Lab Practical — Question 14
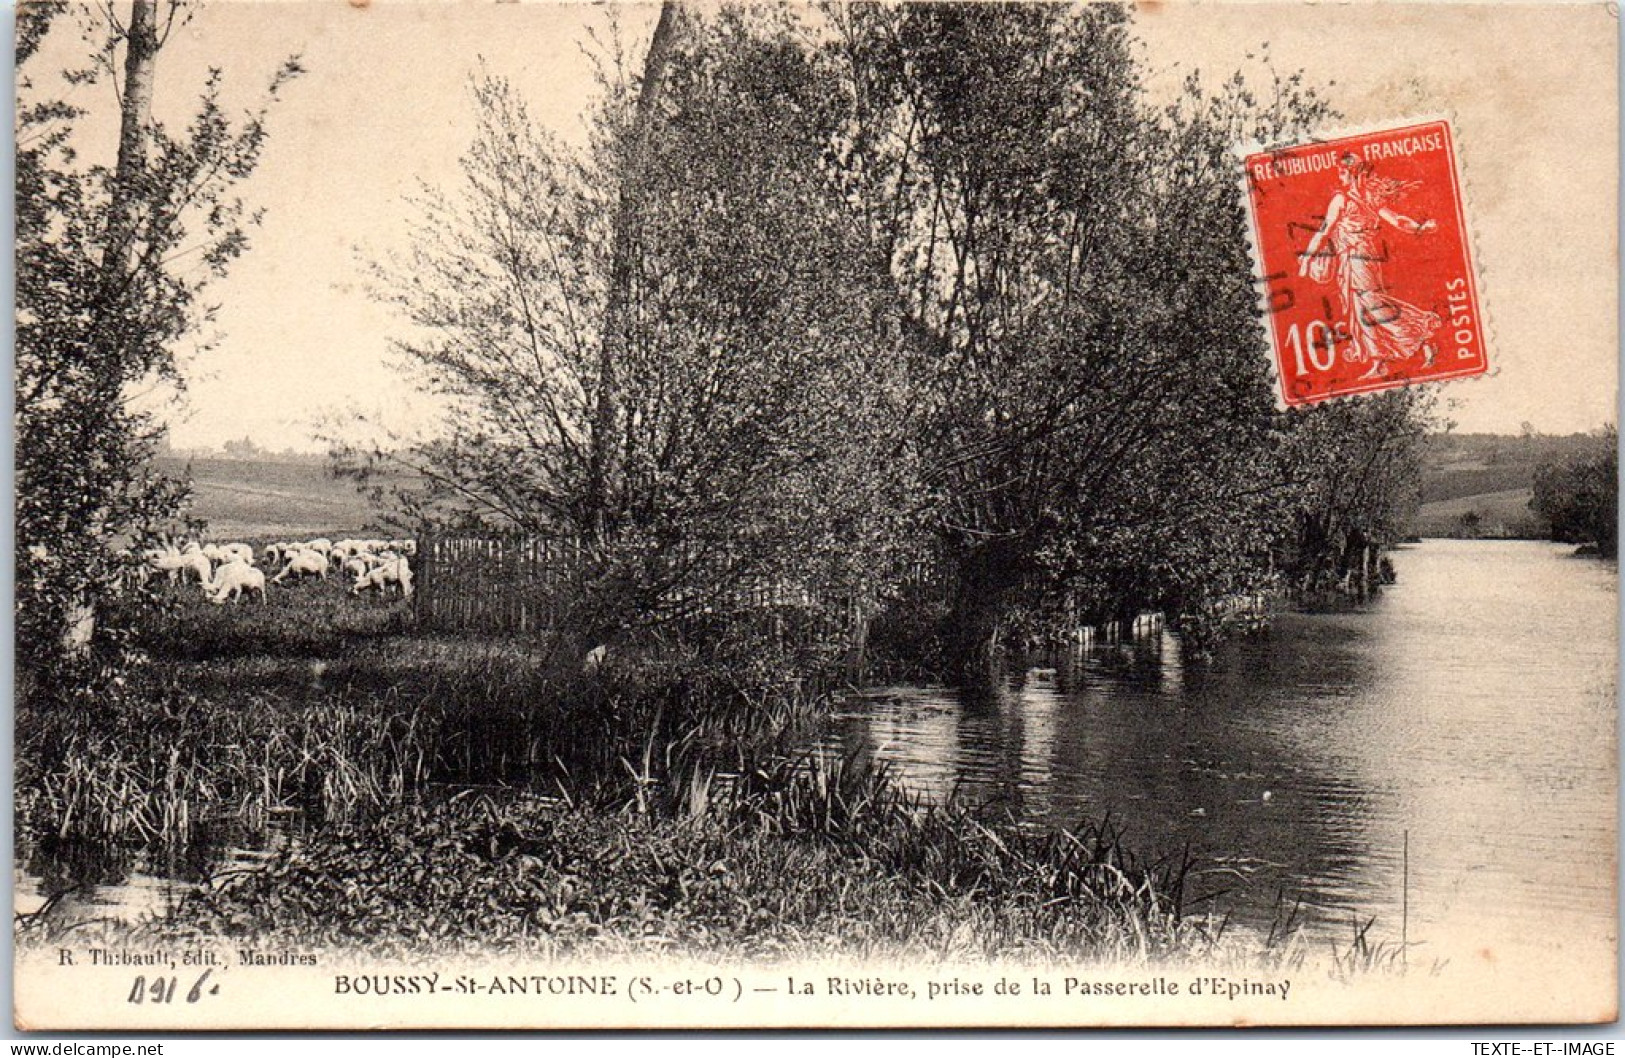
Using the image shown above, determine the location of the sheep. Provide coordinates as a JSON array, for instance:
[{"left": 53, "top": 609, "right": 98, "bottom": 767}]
[
  {"left": 351, "top": 555, "right": 412, "bottom": 597},
  {"left": 272, "top": 549, "right": 329, "bottom": 584},
  {"left": 208, "top": 559, "right": 266, "bottom": 604},
  {"left": 220, "top": 542, "right": 256, "bottom": 566},
  {"left": 341, "top": 552, "right": 389, "bottom": 581},
  {"left": 331, "top": 539, "right": 376, "bottom": 563},
  {"left": 148, "top": 548, "right": 213, "bottom": 586}
]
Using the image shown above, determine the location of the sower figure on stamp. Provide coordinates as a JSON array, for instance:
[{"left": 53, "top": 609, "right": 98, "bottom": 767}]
[{"left": 1298, "top": 152, "right": 1442, "bottom": 379}]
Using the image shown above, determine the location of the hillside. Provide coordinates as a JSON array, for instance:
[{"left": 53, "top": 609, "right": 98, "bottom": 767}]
[
  {"left": 1412, "top": 431, "right": 1607, "bottom": 539},
  {"left": 155, "top": 457, "right": 406, "bottom": 540},
  {"left": 155, "top": 432, "right": 1608, "bottom": 543}
]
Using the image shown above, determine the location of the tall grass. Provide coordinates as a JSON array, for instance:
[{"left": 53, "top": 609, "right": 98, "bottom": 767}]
[
  {"left": 15, "top": 679, "right": 435, "bottom": 845},
  {"left": 1328, "top": 914, "right": 1411, "bottom": 980},
  {"left": 129, "top": 750, "right": 1210, "bottom": 963},
  {"left": 685, "top": 752, "right": 1207, "bottom": 961},
  {"left": 17, "top": 584, "right": 828, "bottom": 847},
  {"left": 18, "top": 579, "right": 1227, "bottom": 966}
]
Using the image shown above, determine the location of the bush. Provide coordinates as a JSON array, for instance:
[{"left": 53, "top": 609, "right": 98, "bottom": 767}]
[{"left": 1531, "top": 427, "right": 1617, "bottom": 556}]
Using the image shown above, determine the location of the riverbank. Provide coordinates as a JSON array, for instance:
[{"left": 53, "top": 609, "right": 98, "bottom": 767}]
[
  {"left": 37, "top": 541, "right": 1598, "bottom": 976},
  {"left": 15, "top": 583, "right": 1233, "bottom": 967},
  {"left": 21, "top": 774, "right": 1222, "bottom": 966}
]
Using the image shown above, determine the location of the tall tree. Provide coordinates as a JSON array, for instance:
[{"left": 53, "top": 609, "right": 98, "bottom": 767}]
[
  {"left": 371, "top": 8, "right": 916, "bottom": 667},
  {"left": 104, "top": 0, "right": 157, "bottom": 276},
  {"left": 15, "top": 0, "right": 300, "bottom": 676},
  {"left": 587, "top": 1, "right": 680, "bottom": 540},
  {"left": 824, "top": 5, "right": 1342, "bottom": 674},
  {"left": 373, "top": 3, "right": 1435, "bottom": 680}
]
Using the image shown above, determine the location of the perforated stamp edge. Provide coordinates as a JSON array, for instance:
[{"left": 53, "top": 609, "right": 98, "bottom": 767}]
[{"left": 1233, "top": 112, "right": 1497, "bottom": 410}]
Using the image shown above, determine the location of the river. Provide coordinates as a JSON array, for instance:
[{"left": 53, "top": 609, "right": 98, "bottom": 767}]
[
  {"left": 819, "top": 539, "right": 1618, "bottom": 969},
  {"left": 15, "top": 539, "right": 1617, "bottom": 977}
]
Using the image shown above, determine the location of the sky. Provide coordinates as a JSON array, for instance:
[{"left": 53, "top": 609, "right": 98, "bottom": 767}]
[{"left": 23, "top": 0, "right": 1620, "bottom": 451}]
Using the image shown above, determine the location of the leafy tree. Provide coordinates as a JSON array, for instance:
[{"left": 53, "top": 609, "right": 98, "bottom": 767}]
[
  {"left": 823, "top": 5, "right": 1350, "bottom": 672},
  {"left": 373, "top": 2, "right": 1436, "bottom": 680},
  {"left": 1274, "top": 388, "right": 1434, "bottom": 594},
  {"left": 1531, "top": 426, "right": 1618, "bottom": 556},
  {"left": 15, "top": 0, "right": 299, "bottom": 676},
  {"left": 368, "top": 8, "right": 918, "bottom": 667}
]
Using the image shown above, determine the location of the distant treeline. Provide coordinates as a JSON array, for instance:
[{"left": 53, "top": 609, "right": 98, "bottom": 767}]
[
  {"left": 1530, "top": 428, "right": 1617, "bottom": 557},
  {"left": 157, "top": 435, "right": 331, "bottom": 465},
  {"left": 1415, "top": 429, "right": 1617, "bottom": 549}
]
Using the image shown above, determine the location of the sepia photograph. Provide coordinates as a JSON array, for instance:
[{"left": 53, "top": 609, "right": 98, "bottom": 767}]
[{"left": 11, "top": 0, "right": 1619, "bottom": 1031}]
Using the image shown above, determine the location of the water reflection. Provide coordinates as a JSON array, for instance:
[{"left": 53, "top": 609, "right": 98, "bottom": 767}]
[
  {"left": 16, "top": 541, "right": 1614, "bottom": 970},
  {"left": 821, "top": 540, "right": 1617, "bottom": 962},
  {"left": 15, "top": 823, "right": 289, "bottom": 927}
]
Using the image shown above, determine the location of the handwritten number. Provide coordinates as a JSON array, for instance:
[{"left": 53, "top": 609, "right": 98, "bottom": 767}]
[
  {"left": 187, "top": 969, "right": 214, "bottom": 1003},
  {"left": 126, "top": 973, "right": 214, "bottom": 1005}
]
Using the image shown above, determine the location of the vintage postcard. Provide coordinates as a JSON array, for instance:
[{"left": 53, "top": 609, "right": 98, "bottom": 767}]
[{"left": 12, "top": 0, "right": 1618, "bottom": 1031}]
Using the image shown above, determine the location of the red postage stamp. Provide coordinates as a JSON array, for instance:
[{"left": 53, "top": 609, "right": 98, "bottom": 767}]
[{"left": 1240, "top": 118, "right": 1487, "bottom": 406}]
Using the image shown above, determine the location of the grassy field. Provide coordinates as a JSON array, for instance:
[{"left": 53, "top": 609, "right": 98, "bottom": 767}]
[
  {"left": 1413, "top": 488, "right": 1543, "bottom": 539},
  {"left": 1409, "top": 432, "right": 1582, "bottom": 539},
  {"left": 155, "top": 456, "right": 399, "bottom": 540}
]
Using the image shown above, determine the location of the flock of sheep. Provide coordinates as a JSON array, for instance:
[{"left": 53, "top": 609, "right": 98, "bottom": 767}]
[{"left": 142, "top": 536, "right": 417, "bottom": 605}]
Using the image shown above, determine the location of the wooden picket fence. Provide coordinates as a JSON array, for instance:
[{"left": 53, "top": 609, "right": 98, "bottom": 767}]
[
  {"left": 413, "top": 531, "right": 1176, "bottom": 654},
  {"left": 412, "top": 532, "right": 865, "bottom": 638},
  {"left": 413, "top": 533, "right": 587, "bottom": 635}
]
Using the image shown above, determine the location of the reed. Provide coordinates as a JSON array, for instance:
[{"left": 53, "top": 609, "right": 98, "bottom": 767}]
[
  {"left": 15, "top": 682, "right": 435, "bottom": 847},
  {"left": 138, "top": 755, "right": 1205, "bottom": 963},
  {"left": 1328, "top": 914, "right": 1409, "bottom": 981},
  {"left": 17, "top": 578, "right": 1263, "bottom": 968},
  {"left": 17, "top": 584, "right": 829, "bottom": 848}
]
